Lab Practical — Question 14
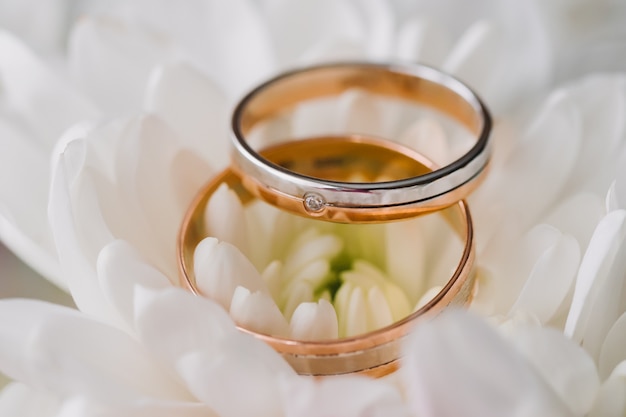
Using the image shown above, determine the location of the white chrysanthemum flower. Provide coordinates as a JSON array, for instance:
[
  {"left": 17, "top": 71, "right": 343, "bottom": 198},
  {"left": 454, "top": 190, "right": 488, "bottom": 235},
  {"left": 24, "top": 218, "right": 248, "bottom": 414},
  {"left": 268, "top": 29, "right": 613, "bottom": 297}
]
[{"left": 1, "top": 0, "right": 626, "bottom": 416}]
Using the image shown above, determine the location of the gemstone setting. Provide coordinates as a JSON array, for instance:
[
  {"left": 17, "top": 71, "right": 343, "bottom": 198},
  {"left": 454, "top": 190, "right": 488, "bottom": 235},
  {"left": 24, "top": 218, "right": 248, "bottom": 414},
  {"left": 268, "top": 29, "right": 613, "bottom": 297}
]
[{"left": 303, "top": 192, "right": 326, "bottom": 213}]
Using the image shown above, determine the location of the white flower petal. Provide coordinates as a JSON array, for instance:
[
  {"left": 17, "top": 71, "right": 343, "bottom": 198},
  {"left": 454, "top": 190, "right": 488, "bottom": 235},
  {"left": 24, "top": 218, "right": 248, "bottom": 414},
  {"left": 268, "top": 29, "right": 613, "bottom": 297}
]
[
  {"left": 336, "top": 89, "right": 400, "bottom": 139},
  {"left": 350, "top": 261, "right": 412, "bottom": 321},
  {"left": 49, "top": 139, "right": 120, "bottom": 321},
  {"left": 0, "top": 299, "right": 187, "bottom": 404},
  {"left": 114, "top": 116, "right": 199, "bottom": 278},
  {"left": 414, "top": 285, "right": 444, "bottom": 311},
  {"left": 395, "top": 17, "right": 451, "bottom": 65},
  {"left": 56, "top": 397, "right": 216, "bottom": 417},
  {"left": 230, "top": 286, "right": 289, "bottom": 337},
  {"left": 589, "top": 366, "right": 626, "bottom": 417},
  {"left": 177, "top": 332, "right": 294, "bottom": 417},
  {"left": 481, "top": 223, "right": 582, "bottom": 317},
  {"left": 0, "top": 0, "right": 67, "bottom": 53},
  {"left": 279, "top": 374, "right": 409, "bottom": 417},
  {"left": 265, "top": 0, "right": 363, "bottom": 65},
  {"left": 144, "top": 62, "right": 229, "bottom": 169},
  {"left": 401, "top": 310, "right": 572, "bottom": 417},
  {"left": 610, "top": 152, "right": 626, "bottom": 211},
  {"left": 510, "top": 232, "right": 580, "bottom": 323},
  {"left": 443, "top": 20, "right": 502, "bottom": 97},
  {"left": 385, "top": 218, "right": 427, "bottom": 304},
  {"left": 298, "top": 38, "right": 365, "bottom": 64},
  {"left": 352, "top": 0, "right": 394, "bottom": 59},
  {"left": 0, "top": 30, "right": 99, "bottom": 148},
  {"left": 0, "top": 121, "right": 62, "bottom": 286},
  {"left": 561, "top": 76, "right": 626, "bottom": 193},
  {"left": 366, "top": 286, "right": 394, "bottom": 330},
  {"left": 607, "top": 181, "right": 621, "bottom": 212},
  {"left": 565, "top": 210, "right": 626, "bottom": 356},
  {"left": 134, "top": 287, "right": 236, "bottom": 364},
  {"left": 290, "top": 299, "right": 338, "bottom": 341},
  {"left": 194, "top": 238, "right": 268, "bottom": 310},
  {"left": 290, "top": 259, "right": 331, "bottom": 287},
  {"left": 345, "top": 286, "right": 368, "bottom": 337},
  {"left": 599, "top": 311, "right": 626, "bottom": 380},
  {"left": 474, "top": 90, "right": 581, "bottom": 231},
  {"left": 204, "top": 184, "right": 249, "bottom": 256},
  {"left": 395, "top": 0, "right": 550, "bottom": 110},
  {"left": 261, "top": 260, "right": 283, "bottom": 301},
  {"left": 131, "top": 0, "right": 274, "bottom": 98},
  {"left": 0, "top": 382, "right": 60, "bottom": 417},
  {"left": 505, "top": 326, "right": 599, "bottom": 416},
  {"left": 397, "top": 118, "right": 451, "bottom": 167},
  {"left": 544, "top": 192, "right": 605, "bottom": 251},
  {"left": 281, "top": 280, "right": 314, "bottom": 322},
  {"left": 96, "top": 240, "right": 171, "bottom": 328},
  {"left": 69, "top": 15, "right": 176, "bottom": 115},
  {"left": 282, "top": 230, "right": 342, "bottom": 279}
]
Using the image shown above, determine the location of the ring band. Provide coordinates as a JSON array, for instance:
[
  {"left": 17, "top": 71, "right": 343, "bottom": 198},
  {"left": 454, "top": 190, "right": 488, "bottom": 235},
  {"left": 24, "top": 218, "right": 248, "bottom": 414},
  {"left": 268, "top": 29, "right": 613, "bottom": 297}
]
[
  {"left": 178, "top": 136, "right": 476, "bottom": 376},
  {"left": 231, "top": 62, "right": 491, "bottom": 223}
]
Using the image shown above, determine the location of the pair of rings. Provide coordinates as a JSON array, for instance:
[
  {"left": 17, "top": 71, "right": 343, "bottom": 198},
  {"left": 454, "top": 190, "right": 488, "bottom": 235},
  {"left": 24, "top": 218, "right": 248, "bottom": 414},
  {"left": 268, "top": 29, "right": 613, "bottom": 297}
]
[{"left": 178, "top": 62, "right": 491, "bottom": 376}]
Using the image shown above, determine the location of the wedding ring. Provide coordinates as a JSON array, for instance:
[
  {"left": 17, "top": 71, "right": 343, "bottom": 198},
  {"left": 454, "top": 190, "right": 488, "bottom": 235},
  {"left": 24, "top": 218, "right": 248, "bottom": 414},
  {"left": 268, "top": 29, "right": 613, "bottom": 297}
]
[
  {"left": 231, "top": 62, "right": 491, "bottom": 223},
  {"left": 178, "top": 135, "right": 476, "bottom": 377}
]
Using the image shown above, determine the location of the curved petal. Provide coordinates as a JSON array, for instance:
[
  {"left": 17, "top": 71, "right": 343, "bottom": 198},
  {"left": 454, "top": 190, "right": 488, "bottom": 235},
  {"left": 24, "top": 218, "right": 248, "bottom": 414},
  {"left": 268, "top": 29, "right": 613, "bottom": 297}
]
[
  {"left": 588, "top": 366, "right": 626, "bottom": 417},
  {"left": 505, "top": 326, "right": 599, "bottom": 416},
  {"left": 144, "top": 62, "right": 229, "bottom": 169},
  {"left": 401, "top": 310, "right": 572, "bottom": 417},
  {"left": 0, "top": 0, "right": 67, "bottom": 53},
  {"left": 230, "top": 286, "right": 289, "bottom": 338},
  {"left": 560, "top": 75, "right": 626, "bottom": 195},
  {"left": 397, "top": 118, "right": 451, "bottom": 167},
  {"left": 544, "top": 192, "right": 605, "bottom": 251},
  {"left": 56, "top": 397, "right": 216, "bottom": 417},
  {"left": 176, "top": 332, "right": 294, "bottom": 417},
  {"left": 395, "top": 17, "right": 451, "bottom": 66},
  {"left": 385, "top": 217, "right": 427, "bottom": 305},
  {"left": 0, "top": 299, "right": 188, "bottom": 404},
  {"left": 68, "top": 15, "right": 175, "bottom": 115},
  {"left": 204, "top": 184, "right": 249, "bottom": 256},
  {"left": 0, "top": 120, "right": 62, "bottom": 286},
  {"left": 278, "top": 374, "right": 409, "bottom": 417},
  {"left": 49, "top": 139, "right": 119, "bottom": 321},
  {"left": 610, "top": 151, "right": 626, "bottom": 211},
  {"left": 118, "top": 0, "right": 274, "bottom": 99},
  {"left": 265, "top": 0, "right": 363, "bottom": 66},
  {"left": 474, "top": 89, "right": 582, "bottom": 232},
  {"left": 113, "top": 115, "right": 199, "bottom": 279},
  {"left": 289, "top": 299, "right": 338, "bottom": 340},
  {"left": 134, "top": 287, "right": 236, "bottom": 364},
  {"left": 349, "top": 0, "right": 394, "bottom": 59},
  {"left": 394, "top": 0, "right": 550, "bottom": 111},
  {"left": 0, "top": 382, "right": 60, "bottom": 417},
  {"left": 443, "top": 20, "right": 502, "bottom": 97},
  {"left": 193, "top": 238, "right": 268, "bottom": 310},
  {"left": 599, "top": 311, "right": 626, "bottom": 379},
  {"left": 510, "top": 232, "right": 580, "bottom": 323},
  {"left": 96, "top": 240, "right": 172, "bottom": 328},
  {"left": 0, "top": 30, "right": 98, "bottom": 148},
  {"left": 565, "top": 210, "right": 626, "bottom": 362}
]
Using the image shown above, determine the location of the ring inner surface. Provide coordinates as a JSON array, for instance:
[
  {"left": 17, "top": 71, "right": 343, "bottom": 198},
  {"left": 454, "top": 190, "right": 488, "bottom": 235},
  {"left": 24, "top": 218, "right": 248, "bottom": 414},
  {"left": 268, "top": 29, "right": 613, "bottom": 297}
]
[
  {"left": 260, "top": 135, "right": 432, "bottom": 183},
  {"left": 238, "top": 65, "right": 482, "bottom": 137}
]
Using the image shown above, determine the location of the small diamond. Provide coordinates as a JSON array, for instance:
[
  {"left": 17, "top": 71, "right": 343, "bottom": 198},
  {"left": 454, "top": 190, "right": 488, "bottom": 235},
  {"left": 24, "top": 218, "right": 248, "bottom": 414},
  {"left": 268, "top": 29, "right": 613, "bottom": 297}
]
[{"left": 303, "top": 192, "right": 326, "bottom": 213}]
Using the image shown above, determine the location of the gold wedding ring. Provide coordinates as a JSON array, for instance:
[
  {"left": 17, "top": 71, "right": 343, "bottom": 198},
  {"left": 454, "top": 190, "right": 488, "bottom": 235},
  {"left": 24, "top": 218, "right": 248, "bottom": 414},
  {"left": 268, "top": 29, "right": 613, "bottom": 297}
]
[
  {"left": 231, "top": 62, "right": 491, "bottom": 223},
  {"left": 178, "top": 135, "right": 475, "bottom": 376}
]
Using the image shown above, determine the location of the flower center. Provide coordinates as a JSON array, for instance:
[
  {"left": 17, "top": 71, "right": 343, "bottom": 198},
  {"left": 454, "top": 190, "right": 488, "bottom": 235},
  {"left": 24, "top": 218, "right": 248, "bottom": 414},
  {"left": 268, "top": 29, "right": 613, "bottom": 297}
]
[{"left": 267, "top": 226, "right": 412, "bottom": 338}]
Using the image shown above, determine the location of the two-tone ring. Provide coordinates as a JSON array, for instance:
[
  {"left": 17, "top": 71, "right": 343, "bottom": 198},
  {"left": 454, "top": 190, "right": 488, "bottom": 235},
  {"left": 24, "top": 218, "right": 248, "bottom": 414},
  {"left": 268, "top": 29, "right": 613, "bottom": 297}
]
[{"left": 231, "top": 62, "right": 491, "bottom": 223}]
